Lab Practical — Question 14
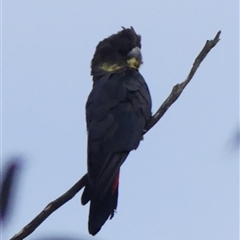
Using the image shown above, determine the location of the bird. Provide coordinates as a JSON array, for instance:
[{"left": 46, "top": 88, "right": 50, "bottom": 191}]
[{"left": 81, "top": 27, "right": 152, "bottom": 235}]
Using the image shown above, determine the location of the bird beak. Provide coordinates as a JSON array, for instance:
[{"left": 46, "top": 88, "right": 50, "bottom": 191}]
[{"left": 128, "top": 47, "right": 142, "bottom": 62}]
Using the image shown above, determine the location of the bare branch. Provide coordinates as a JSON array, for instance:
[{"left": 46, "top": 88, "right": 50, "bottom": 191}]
[
  {"left": 145, "top": 30, "right": 221, "bottom": 132},
  {"left": 10, "top": 175, "right": 87, "bottom": 240},
  {"left": 10, "top": 31, "right": 221, "bottom": 240}
]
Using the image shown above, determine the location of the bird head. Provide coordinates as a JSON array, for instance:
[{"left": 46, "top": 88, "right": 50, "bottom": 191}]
[{"left": 91, "top": 27, "right": 142, "bottom": 75}]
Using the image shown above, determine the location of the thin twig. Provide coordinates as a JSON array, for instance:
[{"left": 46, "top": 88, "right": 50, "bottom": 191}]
[{"left": 10, "top": 31, "right": 221, "bottom": 240}]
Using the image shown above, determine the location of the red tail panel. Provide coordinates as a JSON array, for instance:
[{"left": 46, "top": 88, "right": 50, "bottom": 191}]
[{"left": 112, "top": 172, "right": 119, "bottom": 194}]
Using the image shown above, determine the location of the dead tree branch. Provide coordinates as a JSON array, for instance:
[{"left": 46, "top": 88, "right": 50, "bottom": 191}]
[
  {"left": 10, "top": 175, "right": 87, "bottom": 240},
  {"left": 10, "top": 30, "right": 221, "bottom": 240},
  {"left": 145, "top": 30, "right": 221, "bottom": 131}
]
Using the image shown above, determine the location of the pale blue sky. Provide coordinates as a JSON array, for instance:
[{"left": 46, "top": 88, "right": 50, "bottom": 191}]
[{"left": 2, "top": 1, "right": 239, "bottom": 240}]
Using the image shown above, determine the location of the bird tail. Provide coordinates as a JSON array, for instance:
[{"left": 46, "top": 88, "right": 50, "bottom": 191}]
[
  {"left": 88, "top": 171, "right": 119, "bottom": 235},
  {"left": 81, "top": 152, "right": 129, "bottom": 235}
]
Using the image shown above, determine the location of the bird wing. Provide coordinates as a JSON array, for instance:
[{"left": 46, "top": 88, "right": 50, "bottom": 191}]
[{"left": 86, "top": 68, "right": 151, "bottom": 190}]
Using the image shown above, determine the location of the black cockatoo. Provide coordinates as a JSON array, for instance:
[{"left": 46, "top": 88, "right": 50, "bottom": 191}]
[{"left": 81, "top": 27, "right": 152, "bottom": 235}]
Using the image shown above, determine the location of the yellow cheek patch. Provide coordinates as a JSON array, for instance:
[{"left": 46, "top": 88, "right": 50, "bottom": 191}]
[
  {"left": 127, "top": 58, "right": 140, "bottom": 69},
  {"left": 99, "top": 63, "right": 123, "bottom": 72}
]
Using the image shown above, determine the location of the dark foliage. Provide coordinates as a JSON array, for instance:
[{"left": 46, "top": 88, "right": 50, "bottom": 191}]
[{"left": 0, "top": 157, "right": 22, "bottom": 223}]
